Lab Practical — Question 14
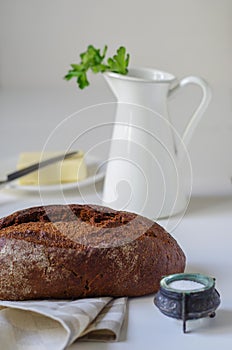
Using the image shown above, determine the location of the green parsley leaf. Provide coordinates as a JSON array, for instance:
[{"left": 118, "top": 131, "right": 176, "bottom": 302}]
[
  {"left": 64, "top": 45, "right": 130, "bottom": 89},
  {"left": 77, "top": 72, "right": 89, "bottom": 89},
  {"left": 107, "top": 46, "right": 130, "bottom": 74}
]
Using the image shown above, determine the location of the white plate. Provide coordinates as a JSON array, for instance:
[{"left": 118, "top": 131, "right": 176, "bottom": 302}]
[{"left": 3, "top": 156, "right": 105, "bottom": 192}]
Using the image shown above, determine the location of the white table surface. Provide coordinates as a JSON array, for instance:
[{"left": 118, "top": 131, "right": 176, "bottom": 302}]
[{"left": 1, "top": 88, "right": 232, "bottom": 349}]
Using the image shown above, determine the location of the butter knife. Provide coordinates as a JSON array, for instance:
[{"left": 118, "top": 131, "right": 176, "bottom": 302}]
[{"left": 0, "top": 151, "right": 78, "bottom": 189}]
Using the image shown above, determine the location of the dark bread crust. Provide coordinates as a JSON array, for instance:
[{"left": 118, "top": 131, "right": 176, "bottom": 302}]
[{"left": 0, "top": 204, "right": 186, "bottom": 300}]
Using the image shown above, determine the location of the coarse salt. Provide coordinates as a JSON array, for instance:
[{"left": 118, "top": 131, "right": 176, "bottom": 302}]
[{"left": 168, "top": 280, "right": 204, "bottom": 291}]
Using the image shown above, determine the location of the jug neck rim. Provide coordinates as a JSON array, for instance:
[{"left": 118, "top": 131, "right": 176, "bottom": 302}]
[{"left": 104, "top": 67, "right": 177, "bottom": 83}]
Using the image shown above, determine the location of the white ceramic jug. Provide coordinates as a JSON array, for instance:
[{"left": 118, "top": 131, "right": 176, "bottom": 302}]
[{"left": 102, "top": 68, "right": 211, "bottom": 219}]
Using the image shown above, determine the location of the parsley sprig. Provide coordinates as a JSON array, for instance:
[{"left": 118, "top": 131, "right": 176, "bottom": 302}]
[{"left": 64, "top": 45, "right": 130, "bottom": 89}]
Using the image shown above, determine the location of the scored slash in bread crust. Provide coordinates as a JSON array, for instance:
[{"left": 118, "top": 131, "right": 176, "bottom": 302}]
[{"left": 0, "top": 204, "right": 186, "bottom": 300}]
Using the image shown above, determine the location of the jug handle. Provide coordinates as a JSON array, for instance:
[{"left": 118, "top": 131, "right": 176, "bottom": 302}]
[{"left": 168, "top": 76, "right": 212, "bottom": 148}]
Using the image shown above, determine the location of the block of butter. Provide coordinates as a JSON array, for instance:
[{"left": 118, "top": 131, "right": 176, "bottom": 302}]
[{"left": 17, "top": 151, "right": 87, "bottom": 185}]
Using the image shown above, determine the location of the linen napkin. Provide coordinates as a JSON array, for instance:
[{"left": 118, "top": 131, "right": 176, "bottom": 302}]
[{"left": 0, "top": 297, "right": 127, "bottom": 350}]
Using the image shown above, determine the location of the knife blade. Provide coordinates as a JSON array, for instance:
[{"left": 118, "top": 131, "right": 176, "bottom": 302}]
[{"left": 0, "top": 151, "right": 78, "bottom": 188}]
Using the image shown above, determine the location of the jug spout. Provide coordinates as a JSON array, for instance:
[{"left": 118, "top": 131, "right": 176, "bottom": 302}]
[{"left": 104, "top": 68, "right": 176, "bottom": 109}]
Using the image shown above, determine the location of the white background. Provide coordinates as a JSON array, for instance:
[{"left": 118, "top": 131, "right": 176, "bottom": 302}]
[{"left": 0, "top": 0, "right": 232, "bottom": 195}]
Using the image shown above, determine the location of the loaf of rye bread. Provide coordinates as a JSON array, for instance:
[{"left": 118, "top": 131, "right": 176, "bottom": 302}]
[{"left": 0, "top": 204, "right": 185, "bottom": 300}]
